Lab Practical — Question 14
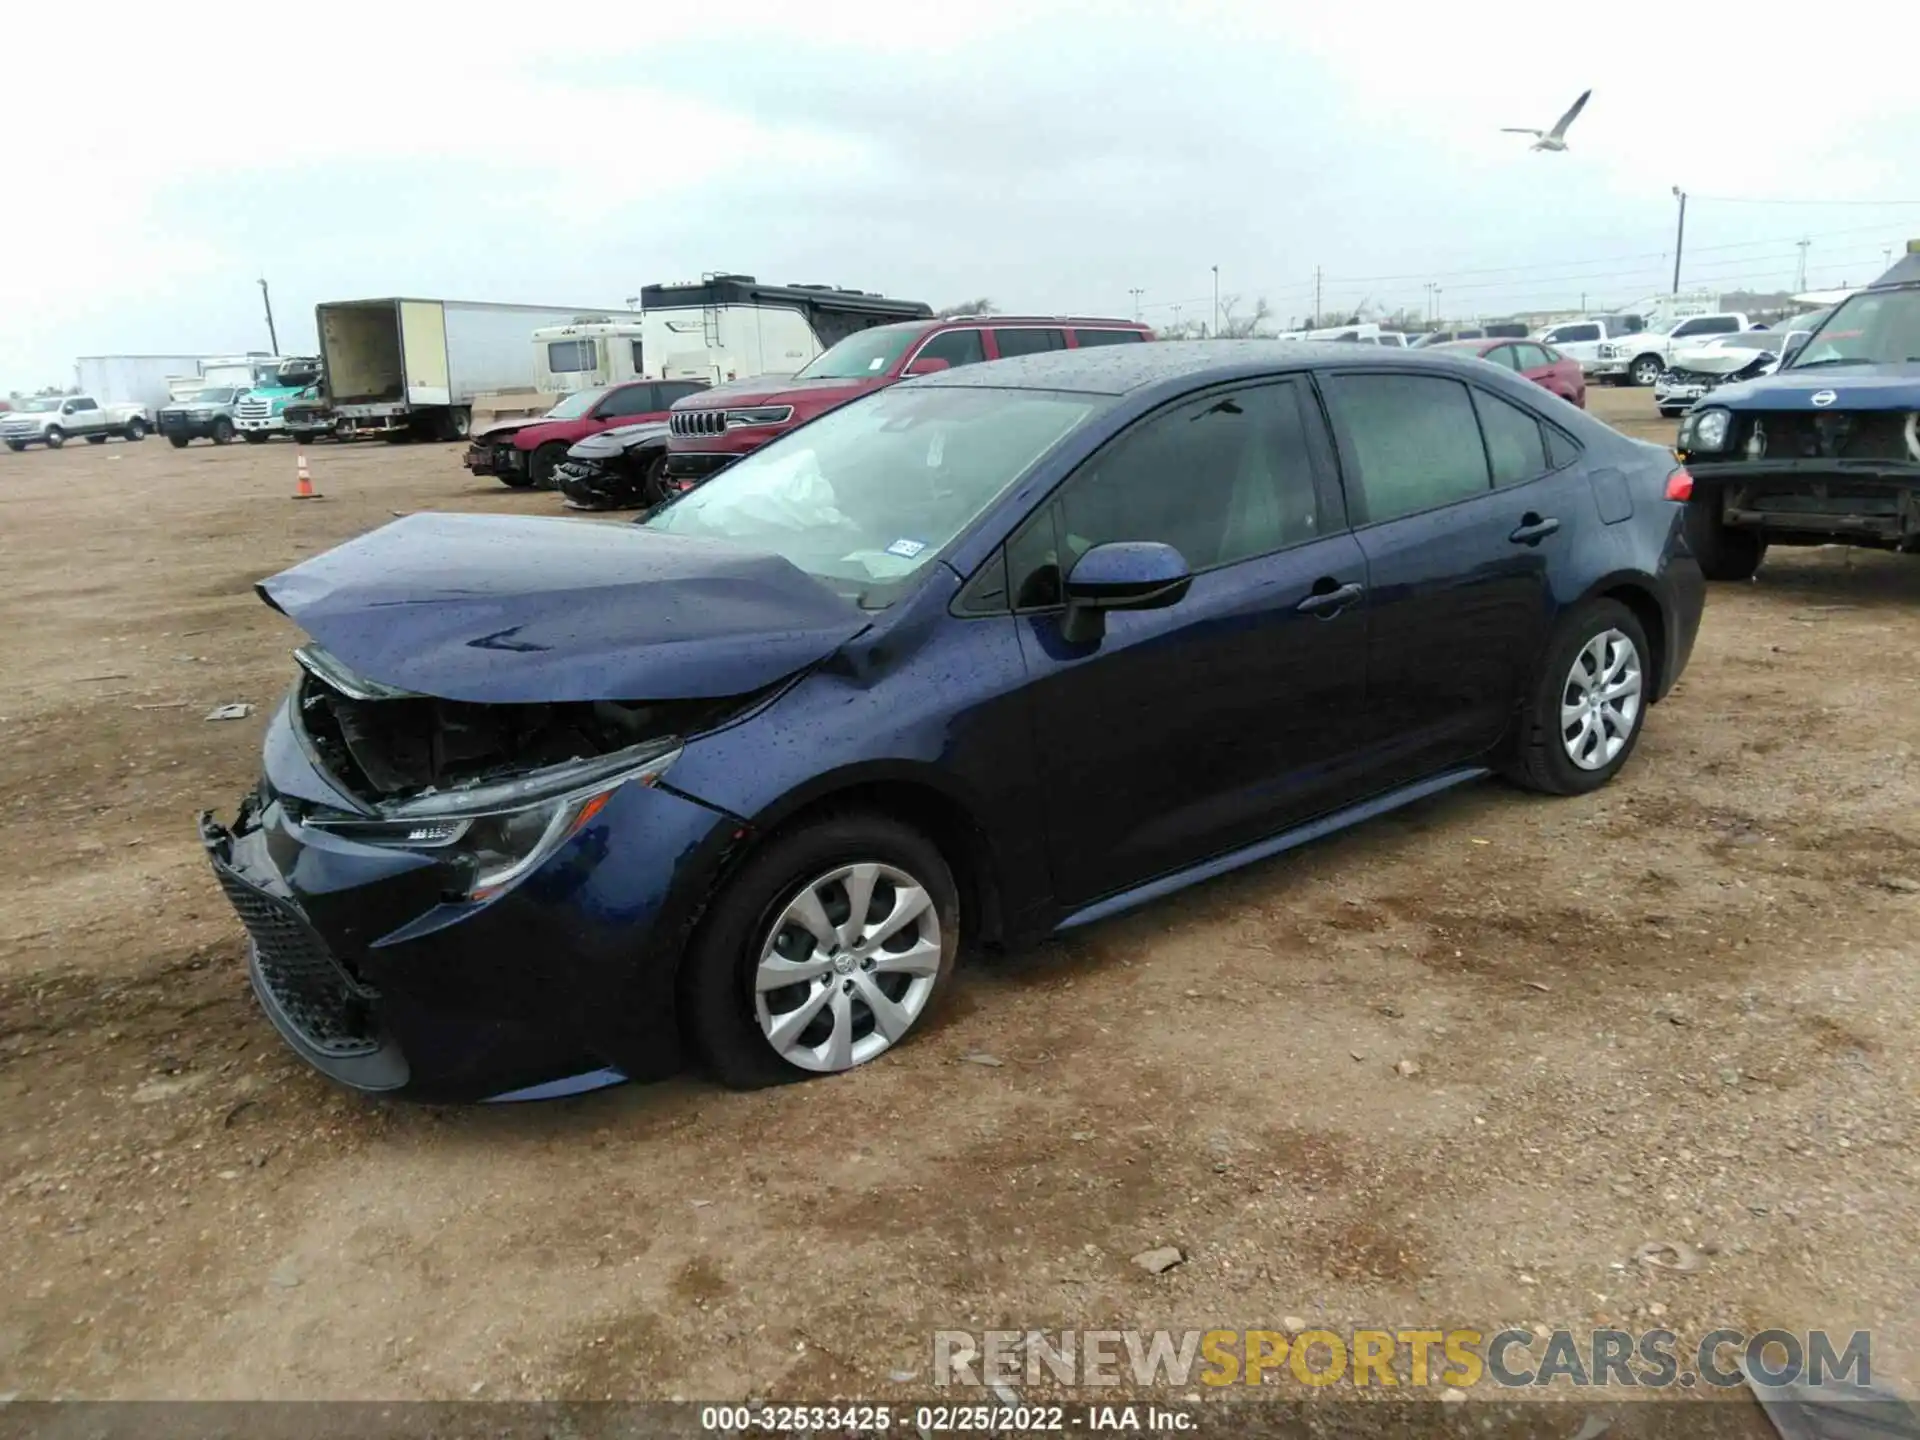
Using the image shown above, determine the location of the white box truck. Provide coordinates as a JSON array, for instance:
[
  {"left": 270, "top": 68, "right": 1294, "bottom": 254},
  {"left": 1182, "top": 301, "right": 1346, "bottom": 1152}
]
[
  {"left": 74, "top": 355, "right": 209, "bottom": 418},
  {"left": 315, "top": 298, "right": 642, "bottom": 442}
]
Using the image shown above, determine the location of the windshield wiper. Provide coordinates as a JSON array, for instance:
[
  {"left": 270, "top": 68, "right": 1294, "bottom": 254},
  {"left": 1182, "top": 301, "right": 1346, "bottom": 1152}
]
[{"left": 1789, "top": 357, "right": 1875, "bottom": 369}]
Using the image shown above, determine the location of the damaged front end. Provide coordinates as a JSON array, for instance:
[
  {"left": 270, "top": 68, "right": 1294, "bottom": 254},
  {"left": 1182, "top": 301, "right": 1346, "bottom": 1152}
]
[
  {"left": 1680, "top": 406, "right": 1920, "bottom": 550},
  {"left": 555, "top": 422, "right": 678, "bottom": 512},
  {"left": 200, "top": 644, "right": 766, "bottom": 1100}
]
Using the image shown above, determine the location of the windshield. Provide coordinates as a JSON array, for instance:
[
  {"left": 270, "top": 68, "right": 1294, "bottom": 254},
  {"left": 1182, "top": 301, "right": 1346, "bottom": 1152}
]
[
  {"left": 192, "top": 389, "right": 238, "bottom": 405},
  {"left": 642, "top": 385, "right": 1104, "bottom": 604},
  {"left": 23, "top": 397, "right": 65, "bottom": 412},
  {"left": 545, "top": 388, "right": 608, "bottom": 419},
  {"left": 794, "top": 327, "right": 919, "bottom": 380},
  {"left": 1788, "top": 288, "right": 1920, "bottom": 368}
]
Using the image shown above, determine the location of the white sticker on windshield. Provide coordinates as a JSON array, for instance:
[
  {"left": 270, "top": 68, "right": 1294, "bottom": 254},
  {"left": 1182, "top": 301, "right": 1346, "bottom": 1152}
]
[
  {"left": 885, "top": 538, "right": 928, "bottom": 559},
  {"left": 869, "top": 356, "right": 887, "bottom": 372}
]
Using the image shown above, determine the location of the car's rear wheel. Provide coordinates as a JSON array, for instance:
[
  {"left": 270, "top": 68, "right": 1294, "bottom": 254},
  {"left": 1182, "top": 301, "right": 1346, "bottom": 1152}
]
[
  {"left": 684, "top": 812, "right": 959, "bottom": 1089},
  {"left": 1506, "top": 599, "right": 1651, "bottom": 796},
  {"left": 168, "top": 436, "right": 190, "bottom": 449},
  {"left": 124, "top": 418, "right": 147, "bottom": 440},
  {"left": 86, "top": 434, "right": 107, "bottom": 444}
]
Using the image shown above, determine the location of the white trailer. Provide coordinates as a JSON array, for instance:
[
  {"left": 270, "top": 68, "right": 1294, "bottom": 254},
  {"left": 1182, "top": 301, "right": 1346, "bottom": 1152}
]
[
  {"left": 74, "top": 355, "right": 207, "bottom": 417},
  {"left": 316, "top": 298, "right": 643, "bottom": 442}
]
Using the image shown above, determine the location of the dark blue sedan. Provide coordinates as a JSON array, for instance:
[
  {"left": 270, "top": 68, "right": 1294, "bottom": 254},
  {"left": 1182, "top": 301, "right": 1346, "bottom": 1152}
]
[{"left": 201, "top": 342, "right": 1706, "bottom": 1102}]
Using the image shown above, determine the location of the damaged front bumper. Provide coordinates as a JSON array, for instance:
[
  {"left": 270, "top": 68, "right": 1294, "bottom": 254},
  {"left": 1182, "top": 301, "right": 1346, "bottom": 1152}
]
[
  {"left": 1682, "top": 459, "right": 1920, "bottom": 549},
  {"left": 199, "top": 692, "right": 742, "bottom": 1102},
  {"left": 462, "top": 442, "right": 522, "bottom": 478}
]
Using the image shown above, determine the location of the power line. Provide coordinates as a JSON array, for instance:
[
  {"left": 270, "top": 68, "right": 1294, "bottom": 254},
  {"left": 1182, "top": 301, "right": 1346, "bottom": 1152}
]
[{"left": 1687, "top": 195, "right": 1920, "bottom": 207}]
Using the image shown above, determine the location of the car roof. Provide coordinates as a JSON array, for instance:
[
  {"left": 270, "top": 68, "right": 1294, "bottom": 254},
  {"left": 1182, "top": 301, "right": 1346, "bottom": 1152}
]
[
  {"left": 907, "top": 339, "right": 1506, "bottom": 397},
  {"left": 856, "top": 316, "right": 1149, "bottom": 338}
]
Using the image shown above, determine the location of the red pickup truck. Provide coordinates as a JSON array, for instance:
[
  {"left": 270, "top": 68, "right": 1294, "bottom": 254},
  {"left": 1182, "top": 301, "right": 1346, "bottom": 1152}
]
[
  {"left": 465, "top": 378, "right": 708, "bottom": 488},
  {"left": 663, "top": 315, "right": 1152, "bottom": 484}
]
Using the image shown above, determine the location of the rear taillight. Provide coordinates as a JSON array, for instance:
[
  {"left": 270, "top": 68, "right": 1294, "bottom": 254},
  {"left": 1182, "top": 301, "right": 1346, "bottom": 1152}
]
[{"left": 1664, "top": 467, "right": 1694, "bottom": 502}]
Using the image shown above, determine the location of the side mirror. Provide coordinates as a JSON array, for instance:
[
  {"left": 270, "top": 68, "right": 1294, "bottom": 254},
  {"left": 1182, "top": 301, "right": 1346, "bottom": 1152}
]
[
  {"left": 905, "top": 355, "right": 951, "bottom": 377},
  {"left": 1060, "top": 541, "right": 1192, "bottom": 643}
]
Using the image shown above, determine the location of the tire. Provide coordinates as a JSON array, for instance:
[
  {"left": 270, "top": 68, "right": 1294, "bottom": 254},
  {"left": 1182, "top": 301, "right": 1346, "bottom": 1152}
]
[
  {"left": 1658, "top": 406, "right": 1683, "bottom": 419},
  {"left": 211, "top": 418, "right": 234, "bottom": 444},
  {"left": 1685, "top": 501, "right": 1767, "bottom": 582},
  {"left": 682, "top": 811, "right": 960, "bottom": 1090},
  {"left": 5, "top": 441, "right": 25, "bottom": 452},
  {"left": 1505, "top": 599, "right": 1653, "bottom": 797},
  {"left": 44, "top": 426, "right": 64, "bottom": 449},
  {"left": 124, "top": 418, "right": 147, "bottom": 441},
  {"left": 86, "top": 434, "right": 107, "bottom": 444},
  {"left": 242, "top": 431, "right": 268, "bottom": 444},
  {"left": 497, "top": 468, "right": 537, "bottom": 489},
  {"left": 168, "top": 436, "right": 190, "bottom": 449},
  {"left": 1628, "top": 354, "right": 1664, "bottom": 387},
  {"left": 529, "top": 442, "right": 568, "bottom": 488},
  {"left": 441, "top": 407, "right": 472, "bottom": 442},
  {"left": 641, "top": 451, "right": 672, "bottom": 506}
]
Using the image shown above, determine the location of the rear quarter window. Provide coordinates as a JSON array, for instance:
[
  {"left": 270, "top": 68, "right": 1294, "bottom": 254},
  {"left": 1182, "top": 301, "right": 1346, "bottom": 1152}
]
[
  {"left": 993, "top": 328, "right": 1067, "bottom": 358},
  {"left": 1071, "top": 329, "right": 1145, "bottom": 346}
]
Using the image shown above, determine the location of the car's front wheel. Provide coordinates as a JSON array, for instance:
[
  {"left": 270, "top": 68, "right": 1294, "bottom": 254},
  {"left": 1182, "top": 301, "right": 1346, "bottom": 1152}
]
[
  {"left": 684, "top": 812, "right": 959, "bottom": 1089},
  {"left": 1629, "top": 355, "right": 1664, "bottom": 387},
  {"left": 1506, "top": 599, "right": 1651, "bottom": 796}
]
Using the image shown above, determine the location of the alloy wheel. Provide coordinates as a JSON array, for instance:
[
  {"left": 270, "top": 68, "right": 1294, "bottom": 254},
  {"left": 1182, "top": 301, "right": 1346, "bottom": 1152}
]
[
  {"left": 1561, "top": 628, "right": 1642, "bottom": 771},
  {"left": 754, "top": 862, "right": 942, "bottom": 1073}
]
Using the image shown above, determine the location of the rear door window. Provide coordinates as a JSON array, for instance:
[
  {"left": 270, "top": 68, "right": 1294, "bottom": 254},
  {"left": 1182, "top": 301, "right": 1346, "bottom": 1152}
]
[
  {"left": 992, "top": 328, "right": 1067, "bottom": 358},
  {"left": 655, "top": 381, "right": 705, "bottom": 406},
  {"left": 1471, "top": 388, "right": 1550, "bottom": 487},
  {"left": 1485, "top": 345, "right": 1522, "bottom": 371},
  {"left": 1549, "top": 323, "right": 1601, "bottom": 344},
  {"left": 1322, "top": 374, "right": 1492, "bottom": 524}
]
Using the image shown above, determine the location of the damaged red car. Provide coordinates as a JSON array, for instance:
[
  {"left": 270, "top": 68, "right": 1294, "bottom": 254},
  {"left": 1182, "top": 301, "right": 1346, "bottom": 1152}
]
[{"left": 464, "top": 378, "right": 709, "bottom": 489}]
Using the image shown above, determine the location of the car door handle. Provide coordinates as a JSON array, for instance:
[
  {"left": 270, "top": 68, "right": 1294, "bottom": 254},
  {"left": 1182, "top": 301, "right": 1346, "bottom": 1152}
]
[
  {"left": 1295, "top": 580, "right": 1364, "bottom": 617},
  {"left": 1509, "top": 513, "right": 1561, "bottom": 545}
]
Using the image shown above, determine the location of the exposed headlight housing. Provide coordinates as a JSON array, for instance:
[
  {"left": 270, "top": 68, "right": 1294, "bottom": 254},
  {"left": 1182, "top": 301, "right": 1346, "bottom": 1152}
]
[
  {"left": 723, "top": 406, "right": 794, "bottom": 429},
  {"left": 306, "top": 738, "right": 680, "bottom": 900},
  {"left": 1691, "top": 407, "right": 1733, "bottom": 452}
]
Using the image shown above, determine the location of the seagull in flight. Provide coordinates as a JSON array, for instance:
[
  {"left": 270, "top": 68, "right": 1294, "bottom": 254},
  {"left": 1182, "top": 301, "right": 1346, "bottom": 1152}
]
[{"left": 1502, "top": 89, "right": 1591, "bottom": 151}]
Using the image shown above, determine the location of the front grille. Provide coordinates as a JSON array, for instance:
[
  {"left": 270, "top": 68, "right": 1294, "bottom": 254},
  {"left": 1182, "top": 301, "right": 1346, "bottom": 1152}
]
[
  {"left": 158, "top": 412, "right": 190, "bottom": 430},
  {"left": 237, "top": 397, "right": 273, "bottom": 421},
  {"left": 210, "top": 866, "right": 380, "bottom": 1057},
  {"left": 670, "top": 408, "right": 726, "bottom": 437},
  {"left": 1741, "top": 411, "right": 1920, "bottom": 463}
]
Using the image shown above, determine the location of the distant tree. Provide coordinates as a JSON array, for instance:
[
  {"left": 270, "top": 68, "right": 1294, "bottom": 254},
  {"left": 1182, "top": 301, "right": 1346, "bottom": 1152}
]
[
  {"left": 936, "top": 298, "right": 996, "bottom": 318},
  {"left": 1216, "top": 295, "right": 1274, "bottom": 339}
]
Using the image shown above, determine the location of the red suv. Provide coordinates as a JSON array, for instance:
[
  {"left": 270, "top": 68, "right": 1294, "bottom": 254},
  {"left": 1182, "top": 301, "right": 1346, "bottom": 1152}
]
[
  {"left": 465, "top": 378, "right": 709, "bottom": 489},
  {"left": 664, "top": 316, "right": 1154, "bottom": 482}
]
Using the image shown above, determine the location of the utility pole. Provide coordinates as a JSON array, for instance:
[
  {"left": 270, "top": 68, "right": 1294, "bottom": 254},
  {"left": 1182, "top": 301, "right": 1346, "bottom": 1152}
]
[
  {"left": 1171, "top": 304, "right": 1183, "bottom": 329},
  {"left": 1128, "top": 287, "right": 1145, "bottom": 321},
  {"left": 1670, "top": 187, "right": 1687, "bottom": 296},
  {"left": 258, "top": 278, "right": 279, "bottom": 354},
  {"left": 1795, "top": 239, "right": 1810, "bottom": 293},
  {"left": 1211, "top": 266, "right": 1220, "bottom": 337},
  {"left": 1314, "top": 267, "right": 1323, "bottom": 326}
]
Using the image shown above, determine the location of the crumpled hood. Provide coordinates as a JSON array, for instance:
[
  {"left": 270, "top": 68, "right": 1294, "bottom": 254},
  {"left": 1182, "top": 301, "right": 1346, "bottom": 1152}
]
[
  {"left": 1671, "top": 343, "right": 1776, "bottom": 377},
  {"left": 1715, "top": 362, "right": 1920, "bottom": 411},
  {"left": 568, "top": 420, "right": 668, "bottom": 461},
  {"left": 256, "top": 512, "right": 871, "bottom": 704}
]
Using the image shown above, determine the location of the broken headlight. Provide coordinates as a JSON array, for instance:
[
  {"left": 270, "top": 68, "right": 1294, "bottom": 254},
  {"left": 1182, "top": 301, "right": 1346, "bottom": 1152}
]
[{"left": 306, "top": 738, "right": 680, "bottom": 900}]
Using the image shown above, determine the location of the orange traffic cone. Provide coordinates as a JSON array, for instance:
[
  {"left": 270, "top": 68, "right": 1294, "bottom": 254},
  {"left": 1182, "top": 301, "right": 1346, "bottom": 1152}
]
[{"left": 292, "top": 449, "right": 321, "bottom": 500}]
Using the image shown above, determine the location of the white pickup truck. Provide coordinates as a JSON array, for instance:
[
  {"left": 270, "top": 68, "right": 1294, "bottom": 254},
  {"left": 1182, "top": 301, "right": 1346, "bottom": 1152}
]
[
  {"left": 1532, "top": 317, "right": 1643, "bottom": 378},
  {"left": 1, "top": 394, "right": 150, "bottom": 450},
  {"left": 1594, "top": 313, "right": 1759, "bottom": 387}
]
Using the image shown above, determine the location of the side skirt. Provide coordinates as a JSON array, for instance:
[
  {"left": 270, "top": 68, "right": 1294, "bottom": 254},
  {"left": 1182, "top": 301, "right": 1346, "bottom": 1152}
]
[{"left": 1054, "top": 766, "right": 1490, "bottom": 933}]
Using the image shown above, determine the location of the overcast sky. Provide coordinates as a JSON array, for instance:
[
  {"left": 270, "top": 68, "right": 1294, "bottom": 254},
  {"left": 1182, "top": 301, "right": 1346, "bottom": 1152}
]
[{"left": 5, "top": 0, "right": 1918, "bottom": 391}]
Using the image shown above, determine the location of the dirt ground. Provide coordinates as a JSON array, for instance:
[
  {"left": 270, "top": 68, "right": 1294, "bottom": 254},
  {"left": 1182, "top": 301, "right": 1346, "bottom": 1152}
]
[{"left": 2, "top": 390, "right": 1917, "bottom": 1419}]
